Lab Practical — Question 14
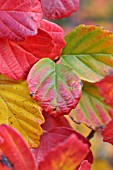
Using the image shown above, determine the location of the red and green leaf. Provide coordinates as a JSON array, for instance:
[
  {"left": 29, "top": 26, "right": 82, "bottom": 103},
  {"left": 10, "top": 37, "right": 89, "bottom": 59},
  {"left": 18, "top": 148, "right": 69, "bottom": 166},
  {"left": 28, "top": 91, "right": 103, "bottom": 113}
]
[
  {"left": 61, "top": 25, "right": 113, "bottom": 83},
  {"left": 102, "top": 119, "right": 113, "bottom": 145},
  {"left": 0, "top": 0, "right": 42, "bottom": 41},
  {"left": 70, "top": 82, "right": 113, "bottom": 129},
  {"left": 42, "top": 0, "right": 80, "bottom": 19},
  {"left": 0, "top": 124, "right": 37, "bottom": 170},
  {"left": 27, "top": 58, "right": 82, "bottom": 117}
]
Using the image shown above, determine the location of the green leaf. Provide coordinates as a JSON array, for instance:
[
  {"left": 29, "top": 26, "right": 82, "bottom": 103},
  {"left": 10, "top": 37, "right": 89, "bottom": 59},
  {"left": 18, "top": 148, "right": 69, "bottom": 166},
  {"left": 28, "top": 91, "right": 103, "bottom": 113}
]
[
  {"left": 27, "top": 58, "right": 82, "bottom": 117},
  {"left": 61, "top": 25, "right": 113, "bottom": 83},
  {"left": 70, "top": 82, "right": 113, "bottom": 129}
]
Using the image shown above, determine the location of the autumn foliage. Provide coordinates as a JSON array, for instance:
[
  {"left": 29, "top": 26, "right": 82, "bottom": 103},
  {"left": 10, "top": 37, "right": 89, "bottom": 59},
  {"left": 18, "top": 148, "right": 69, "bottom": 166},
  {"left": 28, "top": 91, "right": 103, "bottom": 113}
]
[{"left": 0, "top": 0, "right": 113, "bottom": 169}]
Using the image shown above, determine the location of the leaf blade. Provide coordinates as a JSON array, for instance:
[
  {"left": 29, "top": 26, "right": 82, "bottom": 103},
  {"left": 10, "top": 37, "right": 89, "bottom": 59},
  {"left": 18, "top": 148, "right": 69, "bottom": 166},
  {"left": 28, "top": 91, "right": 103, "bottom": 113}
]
[
  {"left": 102, "top": 119, "right": 113, "bottom": 145},
  {"left": 0, "top": 124, "right": 37, "bottom": 170},
  {"left": 0, "top": 75, "right": 44, "bottom": 148},
  {"left": 32, "top": 127, "right": 93, "bottom": 166},
  {"left": 0, "top": 0, "right": 42, "bottom": 41},
  {"left": 42, "top": 0, "right": 79, "bottom": 19},
  {"left": 70, "top": 82, "right": 113, "bottom": 129},
  {"left": 61, "top": 25, "right": 113, "bottom": 83},
  {"left": 27, "top": 58, "right": 82, "bottom": 117}
]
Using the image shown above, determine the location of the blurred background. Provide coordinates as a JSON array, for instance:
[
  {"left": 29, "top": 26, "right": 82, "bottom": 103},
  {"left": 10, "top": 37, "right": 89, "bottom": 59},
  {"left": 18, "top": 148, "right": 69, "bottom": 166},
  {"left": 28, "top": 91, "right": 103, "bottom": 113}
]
[
  {"left": 54, "top": 0, "right": 113, "bottom": 35},
  {"left": 54, "top": 0, "right": 113, "bottom": 169}
]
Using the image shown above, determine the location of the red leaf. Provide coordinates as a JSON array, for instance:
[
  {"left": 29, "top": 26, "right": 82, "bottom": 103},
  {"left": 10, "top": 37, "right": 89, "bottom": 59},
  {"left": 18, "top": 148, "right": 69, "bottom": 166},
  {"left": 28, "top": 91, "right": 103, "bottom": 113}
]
[
  {"left": 39, "top": 19, "right": 66, "bottom": 60},
  {"left": 102, "top": 119, "right": 113, "bottom": 145},
  {"left": 32, "top": 127, "right": 93, "bottom": 166},
  {"left": 38, "top": 134, "right": 89, "bottom": 170},
  {"left": 0, "top": 162, "right": 9, "bottom": 170},
  {"left": 42, "top": 111, "right": 71, "bottom": 131},
  {"left": 0, "top": 20, "right": 65, "bottom": 80},
  {"left": 42, "top": 0, "right": 80, "bottom": 19},
  {"left": 0, "top": 0, "right": 42, "bottom": 41},
  {"left": 78, "top": 160, "right": 91, "bottom": 170},
  {"left": 0, "top": 29, "right": 55, "bottom": 80},
  {"left": 0, "top": 124, "right": 37, "bottom": 170},
  {"left": 20, "top": 19, "right": 65, "bottom": 61},
  {"left": 96, "top": 74, "right": 113, "bottom": 108}
]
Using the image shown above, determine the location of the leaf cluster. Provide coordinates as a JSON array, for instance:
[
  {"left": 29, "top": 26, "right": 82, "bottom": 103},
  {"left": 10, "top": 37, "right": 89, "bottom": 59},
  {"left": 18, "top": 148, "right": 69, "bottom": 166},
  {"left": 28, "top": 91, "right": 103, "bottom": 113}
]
[{"left": 0, "top": 0, "right": 113, "bottom": 170}]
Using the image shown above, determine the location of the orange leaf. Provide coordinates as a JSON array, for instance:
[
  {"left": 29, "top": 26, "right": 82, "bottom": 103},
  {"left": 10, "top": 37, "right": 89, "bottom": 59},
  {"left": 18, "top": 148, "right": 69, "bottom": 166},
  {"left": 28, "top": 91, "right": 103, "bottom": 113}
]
[
  {"left": 38, "top": 134, "right": 90, "bottom": 170},
  {"left": 32, "top": 127, "right": 93, "bottom": 166}
]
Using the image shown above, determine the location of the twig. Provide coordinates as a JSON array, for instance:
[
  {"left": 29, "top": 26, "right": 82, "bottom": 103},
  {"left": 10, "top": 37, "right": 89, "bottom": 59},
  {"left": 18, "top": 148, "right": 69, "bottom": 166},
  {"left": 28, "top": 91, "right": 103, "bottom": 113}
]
[{"left": 87, "top": 130, "right": 95, "bottom": 140}]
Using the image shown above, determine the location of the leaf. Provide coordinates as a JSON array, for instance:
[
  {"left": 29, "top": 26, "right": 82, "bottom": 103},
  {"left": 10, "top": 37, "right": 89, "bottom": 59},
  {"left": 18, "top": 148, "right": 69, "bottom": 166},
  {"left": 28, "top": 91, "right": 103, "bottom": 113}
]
[
  {"left": 0, "top": 29, "right": 54, "bottom": 80},
  {"left": 38, "top": 134, "right": 90, "bottom": 170},
  {"left": 96, "top": 74, "right": 113, "bottom": 107},
  {"left": 0, "top": 0, "right": 42, "bottom": 41},
  {"left": 32, "top": 127, "right": 93, "bottom": 166},
  {"left": 0, "top": 124, "right": 37, "bottom": 170},
  {"left": 42, "top": 0, "right": 80, "bottom": 19},
  {"left": 70, "top": 82, "right": 113, "bottom": 129},
  {"left": 27, "top": 58, "right": 82, "bottom": 117},
  {"left": 0, "top": 19, "right": 65, "bottom": 80},
  {"left": 61, "top": 25, "right": 113, "bottom": 83},
  {"left": 102, "top": 119, "right": 113, "bottom": 145},
  {"left": 78, "top": 160, "right": 91, "bottom": 170},
  {"left": 0, "top": 75, "right": 44, "bottom": 148},
  {"left": 42, "top": 111, "right": 71, "bottom": 131},
  {"left": 39, "top": 19, "right": 66, "bottom": 60}
]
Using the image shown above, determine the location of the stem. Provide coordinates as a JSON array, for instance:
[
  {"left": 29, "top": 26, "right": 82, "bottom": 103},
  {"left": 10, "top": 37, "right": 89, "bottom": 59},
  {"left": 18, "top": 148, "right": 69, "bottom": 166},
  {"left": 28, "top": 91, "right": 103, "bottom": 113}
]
[
  {"left": 69, "top": 115, "right": 81, "bottom": 124},
  {"left": 69, "top": 115, "right": 96, "bottom": 140},
  {"left": 87, "top": 130, "right": 95, "bottom": 140},
  {"left": 54, "top": 56, "right": 60, "bottom": 63}
]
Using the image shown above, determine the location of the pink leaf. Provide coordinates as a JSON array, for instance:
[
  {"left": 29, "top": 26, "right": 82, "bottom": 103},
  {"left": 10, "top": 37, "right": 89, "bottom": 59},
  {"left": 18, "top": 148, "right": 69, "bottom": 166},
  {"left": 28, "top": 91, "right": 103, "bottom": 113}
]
[
  {"left": 42, "top": 0, "right": 80, "bottom": 19},
  {"left": 102, "top": 119, "right": 113, "bottom": 145},
  {"left": 0, "top": 0, "right": 42, "bottom": 41}
]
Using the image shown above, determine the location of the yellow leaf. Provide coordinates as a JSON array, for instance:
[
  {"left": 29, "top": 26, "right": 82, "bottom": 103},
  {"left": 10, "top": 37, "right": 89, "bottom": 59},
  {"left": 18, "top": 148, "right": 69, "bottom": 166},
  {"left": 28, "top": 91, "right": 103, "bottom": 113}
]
[
  {"left": 92, "top": 160, "right": 113, "bottom": 170},
  {"left": 0, "top": 75, "right": 44, "bottom": 148}
]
